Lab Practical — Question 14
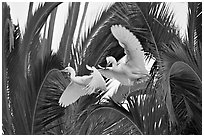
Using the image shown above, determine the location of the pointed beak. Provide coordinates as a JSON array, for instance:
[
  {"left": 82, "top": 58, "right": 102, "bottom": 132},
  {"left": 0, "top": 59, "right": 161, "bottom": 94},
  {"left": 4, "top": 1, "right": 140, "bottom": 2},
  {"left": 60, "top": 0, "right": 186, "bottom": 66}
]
[
  {"left": 106, "top": 61, "right": 111, "bottom": 67},
  {"left": 60, "top": 69, "right": 67, "bottom": 72},
  {"left": 60, "top": 69, "right": 70, "bottom": 74},
  {"left": 61, "top": 69, "right": 71, "bottom": 77}
]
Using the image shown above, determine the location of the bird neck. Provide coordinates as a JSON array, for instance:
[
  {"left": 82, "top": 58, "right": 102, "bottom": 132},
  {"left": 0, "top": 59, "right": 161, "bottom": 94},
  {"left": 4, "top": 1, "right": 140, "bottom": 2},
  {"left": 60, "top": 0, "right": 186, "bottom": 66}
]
[
  {"left": 111, "top": 59, "right": 117, "bottom": 68},
  {"left": 69, "top": 69, "right": 76, "bottom": 79}
]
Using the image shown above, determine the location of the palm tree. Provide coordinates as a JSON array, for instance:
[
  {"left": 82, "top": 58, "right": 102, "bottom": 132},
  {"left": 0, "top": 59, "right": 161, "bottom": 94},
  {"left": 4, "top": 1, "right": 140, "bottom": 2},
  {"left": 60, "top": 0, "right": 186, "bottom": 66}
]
[{"left": 2, "top": 2, "right": 201, "bottom": 135}]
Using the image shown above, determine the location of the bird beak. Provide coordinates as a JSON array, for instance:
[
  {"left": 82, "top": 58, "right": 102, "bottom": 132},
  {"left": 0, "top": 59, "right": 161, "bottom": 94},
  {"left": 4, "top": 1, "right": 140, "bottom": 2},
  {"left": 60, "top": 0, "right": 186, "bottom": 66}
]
[
  {"left": 106, "top": 61, "right": 111, "bottom": 67},
  {"left": 60, "top": 69, "right": 70, "bottom": 74},
  {"left": 60, "top": 69, "right": 67, "bottom": 72},
  {"left": 61, "top": 69, "right": 71, "bottom": 77}
]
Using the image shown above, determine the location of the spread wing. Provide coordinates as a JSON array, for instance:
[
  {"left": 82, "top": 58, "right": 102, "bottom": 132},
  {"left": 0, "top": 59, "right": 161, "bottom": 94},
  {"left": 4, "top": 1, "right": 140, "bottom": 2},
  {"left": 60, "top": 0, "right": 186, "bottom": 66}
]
[
  {"left": 74, "top": 75, "right": 93, "bottom": 86},
  {"left": 111, "top": 25, "right": 148, "bottom": 74},
  {"left": 59, "top": 65, "right": 107, "bottom": 107},
  {"left": 59, "top": 82, "right": 86, "bottom": 107},
  {"left": 99, "top": 68, "right": 133, "bottom": 85},
  {"left": 85, "top": 65, "right": 107, "bottom": 94}
]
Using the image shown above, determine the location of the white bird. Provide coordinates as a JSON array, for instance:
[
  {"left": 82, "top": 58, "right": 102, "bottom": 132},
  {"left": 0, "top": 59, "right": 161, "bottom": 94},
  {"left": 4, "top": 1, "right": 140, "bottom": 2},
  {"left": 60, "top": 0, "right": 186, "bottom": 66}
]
[
  {"left": 99, "top": 24, "right": 149, "bottom": 86},
  {"left": 59, "top": 65, "right": 106, "bottom": 107}
]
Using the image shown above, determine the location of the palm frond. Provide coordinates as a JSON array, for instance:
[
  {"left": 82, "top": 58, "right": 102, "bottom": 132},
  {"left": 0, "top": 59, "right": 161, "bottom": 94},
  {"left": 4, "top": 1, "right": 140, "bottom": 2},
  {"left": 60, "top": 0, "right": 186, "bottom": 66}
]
[
  {"left": 157, "top": 4, "right": 202, "bottom": 128},
  {"left": 57, "top": 2, "right": 80, "bottom": 67},
  {"left": 20, "top": 2, "right": 61, "bottom": 78},
  {"left": 168, "top": 62, "right": 201, "bottom": 134},
  {"left": 159, "top": 48, "right": 202, "bottom": 132},
  {"left": 78, "top": 8, "right": 114, "bottom": 74},
  {"left": 62, "top": 91, "right": 106, "bottom": 134},
  {"left": 186, "top": 2, "right": 202, "bottom": 77},
  {"left": 2, "top": 2, "right": 15, "bottom": 134},
  {"left": 4, "top": 3, "right": 62, "bottom": 134},
  {"left": 112, "top": 2, "right": 180, "bottom": 62},
  {"left": 26, "top": 2, "right": 34, "bottom": 26},
  {"left": 79, "top": 99, "right": 142, "bottom": 135},
  {"left": 4, "top": 2, "right": 201, "bottom": 135},
  {"left": 187, "top": 2, "right": 202, "bottom": 48},
  {"left": 78, "top": 3, "right": 128, "bottom": 75},
  {"left": 46, "top": 7, "right": 58, "bottom": 55},
  {"left": 75, "top": 2, "right": 89, "bottom": 49},
  {"left": 126, "top": 75, "right": 170, "bottom": 135},
  {"left": 31, "top": 68, "right": 67, "bottom": 134}
]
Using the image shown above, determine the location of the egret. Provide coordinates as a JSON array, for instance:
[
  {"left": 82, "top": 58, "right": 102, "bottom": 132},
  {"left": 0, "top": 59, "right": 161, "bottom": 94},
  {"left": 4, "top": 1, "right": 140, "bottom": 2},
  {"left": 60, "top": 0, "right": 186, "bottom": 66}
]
[
  {"left": 99, "top": 24, "right": 149, "bottom": 86},
  {"left": 59, "top": 65, "right": 106, "bottom": 107}
]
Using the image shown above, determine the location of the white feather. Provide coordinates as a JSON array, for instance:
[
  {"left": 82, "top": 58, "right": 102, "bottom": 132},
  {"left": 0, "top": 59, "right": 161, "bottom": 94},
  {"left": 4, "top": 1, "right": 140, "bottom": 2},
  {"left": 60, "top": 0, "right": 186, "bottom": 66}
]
[
  {"left": 59, "top": 65, "right": 106, "bottom": 107},
  {"left": 111, "top": 24, "right": 148, "bottom": 75},
  {"left": 99, "top": 25, "right": 149, "bottom": 86}
]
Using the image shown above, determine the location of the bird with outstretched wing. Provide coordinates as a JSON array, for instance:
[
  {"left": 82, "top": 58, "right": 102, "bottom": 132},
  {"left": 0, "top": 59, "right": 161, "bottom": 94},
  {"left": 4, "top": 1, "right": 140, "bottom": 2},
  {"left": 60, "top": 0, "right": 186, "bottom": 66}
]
[{"left": 59, "top": 65, "right": 106, "bottom": 107}]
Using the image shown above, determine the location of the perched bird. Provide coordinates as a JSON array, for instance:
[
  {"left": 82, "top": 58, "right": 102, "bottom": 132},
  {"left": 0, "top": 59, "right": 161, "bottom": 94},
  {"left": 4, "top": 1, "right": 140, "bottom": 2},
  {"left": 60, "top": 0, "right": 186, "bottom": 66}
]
[
  {"left": 99, "top": 25, "right": 149, "bottom": 86},
  {"left": 59, "top": 65, "right": 106, "bottom": 107}
]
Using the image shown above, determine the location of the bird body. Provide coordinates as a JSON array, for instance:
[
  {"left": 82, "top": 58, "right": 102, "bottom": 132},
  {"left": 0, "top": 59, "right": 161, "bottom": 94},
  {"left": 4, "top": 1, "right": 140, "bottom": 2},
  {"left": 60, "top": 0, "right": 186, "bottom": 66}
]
[
  {"left": 67, "top": 67, "right": 92, "bottom": 86},
  {"left": 71, "top": 75, "right": 92, "bottom": 86},
  {"left": 99, "top": 25, "right": 149, "bottom": 86},
  {"left": 59, "top": 65, "right": 106, "bottom": 107}
]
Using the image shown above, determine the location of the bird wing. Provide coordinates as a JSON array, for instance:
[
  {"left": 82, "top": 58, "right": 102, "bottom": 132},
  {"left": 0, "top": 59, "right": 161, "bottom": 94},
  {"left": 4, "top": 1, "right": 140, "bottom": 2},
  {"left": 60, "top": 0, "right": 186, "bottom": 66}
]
[
  {"left": 99, "top": 68, "right": 133, "bottom": 85},
  {"left": 111, "top": 25, "right": 148, "bottom": 74},
  {"left": 74, "top": 75, "right": 93, "bottom": 86},
  {"left": 102, "top": 79, "right": 120, "bottom": 99},
  {"left": 58, "top": 82, "right": 87, "bottom": 107},
  {"left": 85, "top": 66, "right": 107, "bottom": 94}
]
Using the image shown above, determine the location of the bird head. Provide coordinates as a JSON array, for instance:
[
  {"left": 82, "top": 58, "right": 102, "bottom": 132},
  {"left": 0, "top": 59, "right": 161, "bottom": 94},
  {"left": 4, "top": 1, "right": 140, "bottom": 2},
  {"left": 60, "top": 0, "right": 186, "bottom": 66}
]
[
  {"left": 106, "top": 56, "right": 116, "bottom": 66},
  {"left": 61, "top": 67, "right": 76, "bottom": 76}
]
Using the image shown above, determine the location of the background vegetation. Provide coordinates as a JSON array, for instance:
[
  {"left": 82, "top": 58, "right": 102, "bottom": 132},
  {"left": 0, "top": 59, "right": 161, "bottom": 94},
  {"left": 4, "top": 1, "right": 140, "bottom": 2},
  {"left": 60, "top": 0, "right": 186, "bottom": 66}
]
[{"left": 2, "top": 2, "right": 202, "bottom": 135}]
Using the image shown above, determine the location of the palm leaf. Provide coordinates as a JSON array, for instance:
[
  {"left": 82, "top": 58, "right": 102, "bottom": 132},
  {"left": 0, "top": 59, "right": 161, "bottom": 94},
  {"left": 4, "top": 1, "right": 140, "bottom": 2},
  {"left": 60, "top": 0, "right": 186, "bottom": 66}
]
[
  {"left": 164, "top": 61, "right": 201, "bottom": 134},
  {"left": 79, "top": 99, "right": 142, "bottom": 135},
  {"left": 31, "top": 68, "right": 68, "bottom": 134},
  {"left": 20, "top": 2, "right": 61, "bottom": 78},
  {"left": 72, "top": 2, "right": 89, "bottom": 70},
  {"left": 112, "top": 2, "right": 180, "bottom": 61},
  {"left": 3, "top": 3, "right": 31, "bottom": 134},
  {"left": 47, "top": 7, "right": 57, "bottom": 53},
  {"left": 62, "top": 91, "right": 106, "bottom": 135},
  {"left": 2, "top": 2, "right": 15, "bottom": 134},
  {"left": 75, "top": 2, "right": 89, "bottom": 49},
  {"left": 36, "top": 6, "right": 58, "bottom": 64},
  {"left": 126, "top": 75, "right": 169, "bottom": 135},
  {"left": 187, "top": 2, "right": 202, "bottom": 48},
  {"left": 186, "top": 2, "right": 202, "bottom": 78},
  {"left": 5, "top": 3, "right": 62, "bottom": 134},
  {"left": 57, "top": 2, "right": 80, "bottom": 67},
  {"left": 158, "top": 4, "right": 202, "bottom": 129},
  {"left": 26, "top": 2, "right": 33, "bottom": 26},
  {"left": 78, "top": 2, "right": 125, "bottom": 75}
]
